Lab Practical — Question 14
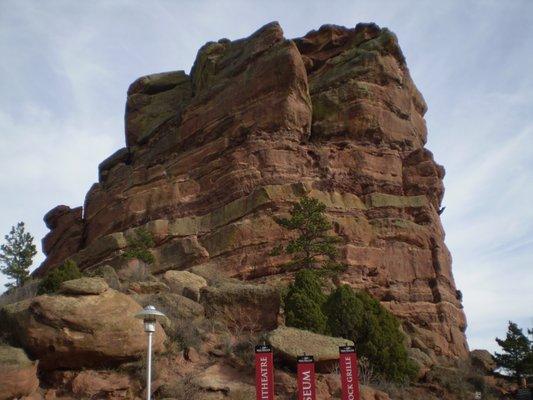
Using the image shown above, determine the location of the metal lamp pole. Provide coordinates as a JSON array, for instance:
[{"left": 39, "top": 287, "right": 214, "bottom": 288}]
[
  {"left": 135, "top": 305, "right": 166, "bottom": 400},
  {"left": 146, "top": 328, "right": 153, "bottom": 400}
]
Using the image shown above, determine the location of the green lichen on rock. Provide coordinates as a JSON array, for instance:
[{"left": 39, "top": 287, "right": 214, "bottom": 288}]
[{"left": 366, "top": 193, "right": 427, "bottom": 208}]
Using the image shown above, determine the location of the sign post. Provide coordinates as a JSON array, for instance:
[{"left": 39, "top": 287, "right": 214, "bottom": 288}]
[
  {"left": 255, "top": 344, "right": 275, "bottom": 400},
  {"left": 339, "top": 345, "right": 360, "bottom": 400},
  {"left": 297, "top": 355, "right": 316, "bottom": 400}
]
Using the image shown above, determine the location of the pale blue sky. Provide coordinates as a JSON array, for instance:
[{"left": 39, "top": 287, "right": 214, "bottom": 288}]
[{"left": 0, "top": 0, "right": 532, "bottom": 352}]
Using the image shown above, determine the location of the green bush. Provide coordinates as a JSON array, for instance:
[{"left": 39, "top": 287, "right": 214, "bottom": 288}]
[
  {"left": 37, "top": 259, "right": 82, "bottom": 294},
  {"left": 324, "top": 285, "right": 418, "bottom": 382},
  {"left": 122, "top": 228, "right": 155, "bottom": 264},
  {"left": 284, "top": 269, "right": 327, "bottom": 334},
  {"left": 283, "top": 273, "right": 417, "bottom": 382},
  {"left": 323, "top": 285, "right": 365, "bottom": 341}
]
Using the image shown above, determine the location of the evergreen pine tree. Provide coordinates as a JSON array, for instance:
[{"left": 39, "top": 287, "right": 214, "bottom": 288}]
[
  {"left": 273, "top": 196, "right": 345, "bottom": 274},
  {"left": 494, "top": 321, "right": 533, "bottom": 382},
  {"left": 0, "top": 222, "right": 37, "bottom": 288}
]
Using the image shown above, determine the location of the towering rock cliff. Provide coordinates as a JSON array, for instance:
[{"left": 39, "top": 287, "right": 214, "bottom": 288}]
[{"left": 36, "top": 22, "right": 468, "bottom": 363}]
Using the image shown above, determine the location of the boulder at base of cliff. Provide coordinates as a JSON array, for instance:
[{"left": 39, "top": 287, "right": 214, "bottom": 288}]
[
  {"left": 163, "top": 270, "right": 207, "bottom": 301},
  {"left": 71, "top": 370, "right": 136, "bottom": 399},
  {"left": 201, "top": 280, "right": 280, "bottom": 331},
  {"left": 470, "top": 349, "right": 496, "bottom": 373},
  {"left": 268, "top": 326, "right": 354, "bottom": 372},
  {"left": 0, "top": 288, "right": 166, "bottom": 369},
  {"left": 0, "top": 344, "right": 39, "bottom": 400}
]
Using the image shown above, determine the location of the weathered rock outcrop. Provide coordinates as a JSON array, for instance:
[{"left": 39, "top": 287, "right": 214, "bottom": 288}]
[
  {"left": 0, "top": 287, "right": 166, "bottom": 369},
  {"left": 34, "top": 21, "right": 468, "bottom": 362},
  {"left": 0, "top": 345, "right": 39, "bottom": 400},
  {"left": 201, "top": 279, "right": 281, "bottom": 331}
]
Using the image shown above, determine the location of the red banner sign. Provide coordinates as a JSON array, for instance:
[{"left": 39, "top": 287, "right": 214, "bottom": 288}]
[
  {"left": 255, "top": 344, "right": 274, "bottom": 400},
  {"left": 339, "top": 346, "right": 360, "bottom": 400},
  {"left": 297, "top": 355, "right": 316, "bottom": 400}
]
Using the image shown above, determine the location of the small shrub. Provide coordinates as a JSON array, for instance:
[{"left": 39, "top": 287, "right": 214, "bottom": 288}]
[
  {"left": 171, "top": 320, "right": 202, "bottom": 350},
  {"left": 284, "top": 269, "right": 328, "bottom": 334},
  {"left": 232, "top": 333, "right": 258, "bottom": 369},
  {"left": 122, "top": 228, "right": 155, "bottom": 264},
  {"left": 155, "top": 374, "right": 202, "bottom": 400},
  {"left": 37, "top": 259, "right": 82, "bottom": 294},
  {"left": 213, "top": 304, "right": 265, "bottom": 334},
  {"left": 358, "top": 356, "right": 376, "bottom": 385},
  {"left": 198, "top": 317, "right": 228, "bottom": 336},
  {"left": 324, "top": 285, "right": 418, "bottom": 383},
  {"left": 324, "top": 285, "right": 365, "bottom": 341},
  {"left": 220, "top": 332, "right": 234, "bottom": 356}
]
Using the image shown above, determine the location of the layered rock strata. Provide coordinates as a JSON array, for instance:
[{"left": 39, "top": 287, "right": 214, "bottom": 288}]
[{"left": 35, "top": 22, "right": 468, "bottom": 360}]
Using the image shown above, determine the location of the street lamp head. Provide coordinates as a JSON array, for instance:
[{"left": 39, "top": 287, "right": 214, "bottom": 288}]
[{"left": 135, "top": 305, "right": 166, "bottom": 333}]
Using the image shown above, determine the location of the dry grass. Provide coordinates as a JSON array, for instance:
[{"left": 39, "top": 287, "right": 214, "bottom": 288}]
[
  {"left": 155, "top": 374, "right": 203, "bottom": 400},
  {"left": 213, "top": 304, "right": 265, "bottom": 334},
  {"left": 358, "top": 356, "right": 376, "bottom": 385}
]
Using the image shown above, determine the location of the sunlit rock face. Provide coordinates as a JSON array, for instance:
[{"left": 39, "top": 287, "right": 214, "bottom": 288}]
[{"left": 36, "top": 21, "right": 468, "bottom": 361}]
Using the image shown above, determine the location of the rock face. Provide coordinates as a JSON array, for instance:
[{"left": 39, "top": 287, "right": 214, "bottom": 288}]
[
  {"left": 0, "top": 345, "right": 39, "bottom": 400},
  {"left": 34, "top": 22, "right": 468, "bottom": 361},
  {"left": 470, "top": 349, "right": 496, "bottom": 373},
  {"left": 59, "top": 276, "right": 109, "bottom": 295},
  {"left": 201, "top": 280, "right": 281, "bottom": 331},
  {"left": 70, "top": 370, "right": 134, "bottom": 399},
  {"left": 0, "top": 288, "right": 166, "bottom": 369},
  {"left": 163, "top": 270, "right": 207, "bottom": 301}
]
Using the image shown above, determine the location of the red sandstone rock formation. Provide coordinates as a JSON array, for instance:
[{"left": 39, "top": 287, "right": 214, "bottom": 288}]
[{"left": 35, "top": 21, "right": 468, "bottom": 362}]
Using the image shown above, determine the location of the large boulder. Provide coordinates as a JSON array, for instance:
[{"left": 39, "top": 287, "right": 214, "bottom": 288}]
[
  {"left": 470, "top": 349, "right": 496, "bottom": 373},
  {"left": 268, "top": 326, "right": 354, "bottom": 371},
  {"left": 71, "top": 370, "right": 135, "bottom": 399},
  {"left": 201, "top": 280, "right": 280, "bottom": 331},
  {"left": 163, "top": 270, "right": 207, "bottom": 301},
  {"left": 0, "top": 289, "right": 166, "bottom": 369},
  {"left": 0, "top": 345, "right": 39, "bottom": 400},
  {"left": 59, "top": 277, "right": 109, "bottom": 295}
]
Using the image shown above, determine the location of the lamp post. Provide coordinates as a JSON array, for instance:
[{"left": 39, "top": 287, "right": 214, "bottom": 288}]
[{"left": 135, "top": 305, "right": 166, "bottom": 400}]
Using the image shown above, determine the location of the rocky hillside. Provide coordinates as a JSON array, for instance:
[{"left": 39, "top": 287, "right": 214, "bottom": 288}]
[
  {"left": 0, "top": 22, "right": 503, "bottom": 400},
  {"left": 38, "top": 20, "right": 467, "bottom": 363}
]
